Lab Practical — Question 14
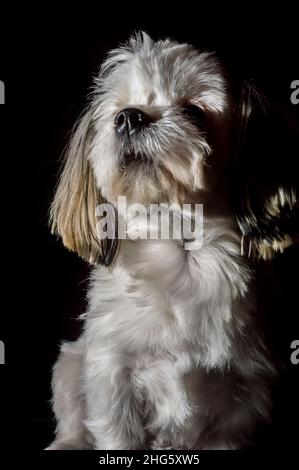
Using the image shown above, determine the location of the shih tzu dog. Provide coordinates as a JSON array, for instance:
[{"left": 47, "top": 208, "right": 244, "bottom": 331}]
[{"left": 47, "top": 32, "right": 298, "bottom": 450}]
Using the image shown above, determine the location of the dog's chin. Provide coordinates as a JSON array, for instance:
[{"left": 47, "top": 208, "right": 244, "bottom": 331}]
[
  {"left": 108, "top": 159, "right": 204, "bottom": 208},
  {"left": 112, "top": 166, "right": 162, "bottom": 206}
]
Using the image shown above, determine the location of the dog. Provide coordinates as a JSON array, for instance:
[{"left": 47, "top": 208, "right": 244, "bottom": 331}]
[{"left": 47, "top": 32, "right": 298, "bottom": 450}]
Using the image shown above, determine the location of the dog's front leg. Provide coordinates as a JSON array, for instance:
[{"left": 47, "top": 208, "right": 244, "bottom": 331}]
[
  {"left": 84, "top": 355, "right": 145, "bottom": 450},
  {"left": 46, "top": 339, "right": 92, "bottom": 450}
]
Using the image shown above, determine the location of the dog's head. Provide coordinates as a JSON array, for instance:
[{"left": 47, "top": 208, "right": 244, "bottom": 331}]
[
  {"left": 50, "top": 32, "right": 298, "bottom": 264},
  {"left": 90, "top": 33, "right": 230, "bottom": 206}
]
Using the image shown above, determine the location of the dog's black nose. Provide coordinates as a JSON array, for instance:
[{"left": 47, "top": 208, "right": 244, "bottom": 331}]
[{"left": 114, "top": 108, "right": 151, "bottom": 136}]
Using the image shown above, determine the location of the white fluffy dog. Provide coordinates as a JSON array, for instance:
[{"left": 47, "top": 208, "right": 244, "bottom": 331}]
[{"left": 46, "top": 32, "right": 285, "bottom": 450}]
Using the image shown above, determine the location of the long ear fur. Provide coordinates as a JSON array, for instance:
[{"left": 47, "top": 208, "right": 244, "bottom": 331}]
[
  {"left": 50, "top": 108, "right": 119, "bottom": 266},
  {"left": 233, "top": 81, "right": 299, "bottom": 260}
]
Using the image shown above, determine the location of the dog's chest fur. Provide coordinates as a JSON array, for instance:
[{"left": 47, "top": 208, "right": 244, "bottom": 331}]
[
  {"left": 85, "top": 218, "right": 248, "bottom": 362},
  {"left": 81, "top": 218, "right": 258, "bottom": 446}
]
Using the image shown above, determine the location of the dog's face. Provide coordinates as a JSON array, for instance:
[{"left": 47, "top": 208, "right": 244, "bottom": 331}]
[
  {"left": 90, "top": 33, "right": 230, "bottom": 205},
  {"left": 50, "top": 32, "right": 298, "bottom": 264}
]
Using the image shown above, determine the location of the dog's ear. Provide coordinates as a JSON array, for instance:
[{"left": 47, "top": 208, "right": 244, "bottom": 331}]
[
  {"left": 50, "top": 107, "right": 119, "bottom": 266},
  {"left": 232, "top": 81, "right": 299, "bottom": 260}
]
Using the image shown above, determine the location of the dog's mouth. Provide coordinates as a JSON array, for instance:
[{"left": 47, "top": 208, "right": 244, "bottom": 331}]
[
  {"left": 117, "top": 134, "right": 152, "bottom": 170},
  {"left": 118, "top": 150, "right": 151, "bottom": 170}
]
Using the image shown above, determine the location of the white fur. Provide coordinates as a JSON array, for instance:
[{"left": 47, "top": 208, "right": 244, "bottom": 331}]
[{"left": 48, "top": 33, "right": 275, "bottom": 450}]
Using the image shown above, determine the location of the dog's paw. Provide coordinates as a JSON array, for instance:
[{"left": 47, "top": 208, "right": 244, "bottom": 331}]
[
  {"left": 150, "top": 438, "right": 174, "bottom": 450},
  {"left": 45, "top": 439, "right": 90, "bottom": 450}
]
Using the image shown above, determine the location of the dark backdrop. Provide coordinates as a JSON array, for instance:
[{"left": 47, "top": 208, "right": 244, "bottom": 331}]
[{"left": 0, "top": 11, "right": 298, "bottom": 456}]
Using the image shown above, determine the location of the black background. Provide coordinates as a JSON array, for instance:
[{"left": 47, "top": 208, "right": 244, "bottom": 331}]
[{"left": 0, "top": 8, "right": 298, "bottom": 463}]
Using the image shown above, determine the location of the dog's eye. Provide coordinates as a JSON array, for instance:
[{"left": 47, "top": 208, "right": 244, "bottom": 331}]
[{"left": 182, "top": 104, "right": 205, "bottom": 125}]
